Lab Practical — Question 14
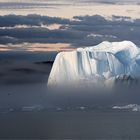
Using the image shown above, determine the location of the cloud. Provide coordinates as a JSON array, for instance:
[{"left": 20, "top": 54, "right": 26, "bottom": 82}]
[
  {"left": 0, "top": 14, "right": 70, "bottom": 27},
  {"left": 0, "top": 1, "right": 70, "bottom": 9},
  {"left": 0, "top": 0, "right": 139, "bottom": 10},
  {"left": 0, "top": 14, "right": 140, "bottom": 50},
  {"left": 0, "top": 43, "right": 73, "bottom": 52}
]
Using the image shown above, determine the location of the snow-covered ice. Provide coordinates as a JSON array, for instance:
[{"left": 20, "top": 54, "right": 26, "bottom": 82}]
[{"left": 48, "top": 41, "right": 140, "bottom": 87}]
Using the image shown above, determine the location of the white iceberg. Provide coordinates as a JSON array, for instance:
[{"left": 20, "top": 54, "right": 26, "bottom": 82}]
[
  {"left": 112, "top": 104, "right": 140, "bottom": 112},
  {"left": 48, "top": 41, "right": 140, "bottom": 87},
  {"left": 21, "top": 105, "right": 44, "bottom": 112}
]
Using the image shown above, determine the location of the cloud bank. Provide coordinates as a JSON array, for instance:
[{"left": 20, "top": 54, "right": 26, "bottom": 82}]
[
  {"left": 0, "top": 14, "right": 140, "bottom": 51},
  {"left": 0, "top": 0, "right": 140, "bottom": 10}
]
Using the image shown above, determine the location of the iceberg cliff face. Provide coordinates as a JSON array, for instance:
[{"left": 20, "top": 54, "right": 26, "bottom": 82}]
[{"left": 48, "top": 41, "right": 140, "bottom": 87}]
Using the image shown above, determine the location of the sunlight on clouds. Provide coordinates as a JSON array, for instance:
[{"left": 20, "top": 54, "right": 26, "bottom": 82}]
[
  {"left": 0, "top": 4, "right": 140, "bottom": 19},
  {"left": 0, "top": 43, "right": 75, "bottom": 52},
  {"left": 43, "top": 24, "right": 61, "bottom": 30},
  {"left": 27, "top": 43, "right": 74, "bottom": 52},
  {"left": 0, "top": 0, "right": 140, "bottom": 19},
  {"left": 0, "top": 24, "right": 61, "bottom": 30}
]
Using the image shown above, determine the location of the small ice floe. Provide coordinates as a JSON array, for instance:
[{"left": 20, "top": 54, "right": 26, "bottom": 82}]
[
  {"left": 56, "top": 107, "right": 62, "bottom": 111},
  {"left": 79, "top": 106, "right": 86, "bottom": 110},
  {"left": 112, "top": 104, "right": 140, "bottom": 112},
  {"left": 21, "top": 105, "right": 44, "bottom": 112},
  {"left": 0, "top": 108, "right": 14, "bottom": 114},
  {"left": 9, "top": 108, "right": 14, "bottom": 112},
  {"left": 76, "top": 106, "right": 87, "bottom": 110}
]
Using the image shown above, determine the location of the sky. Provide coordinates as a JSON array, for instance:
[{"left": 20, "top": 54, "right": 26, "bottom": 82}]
[
  {"left": 0, "top": 0, "right": 140, "bottom": 52},
  {"left": 0, "top": 0, "right": 140, "bottom": 18}
]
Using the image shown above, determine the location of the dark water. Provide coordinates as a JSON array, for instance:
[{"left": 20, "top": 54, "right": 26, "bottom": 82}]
[
  {"left": 0, "top": 111, "right": 140, "bottom": 139},
  {"left": 1, "top": 84, "right": 140, "bottom": 139},
  {"left": 1, "top": 62, "right": 140, "bottom": 139}
]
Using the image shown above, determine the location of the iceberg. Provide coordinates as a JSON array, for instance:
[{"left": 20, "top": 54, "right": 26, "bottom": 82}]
[
  {"left": 112, "top": 104, "right": 140, "bottom": 112},
  {"left": 48, "top": 41, "right": 140, "bottom": 87}
]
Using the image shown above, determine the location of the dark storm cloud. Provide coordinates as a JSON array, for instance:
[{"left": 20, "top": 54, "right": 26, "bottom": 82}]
[
  {"left": 77, "top": 0, "right": 116, "bottom": 4},
  {"left": 0, "top": 27, "right": 86, "bottom": 45},
  {"left": 80, "top": 0, "right": 140, "bottom": 4},
  {"left": 0, "top": 14, "right": 70, "bottom": 27},
  {"left": 0, "top": 14, "right": 140, "bottom": 47}
]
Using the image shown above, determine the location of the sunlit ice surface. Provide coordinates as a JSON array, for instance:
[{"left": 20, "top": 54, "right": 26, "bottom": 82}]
[{"left": 47, "top": 41, "right": 140, "bottom": 87}]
